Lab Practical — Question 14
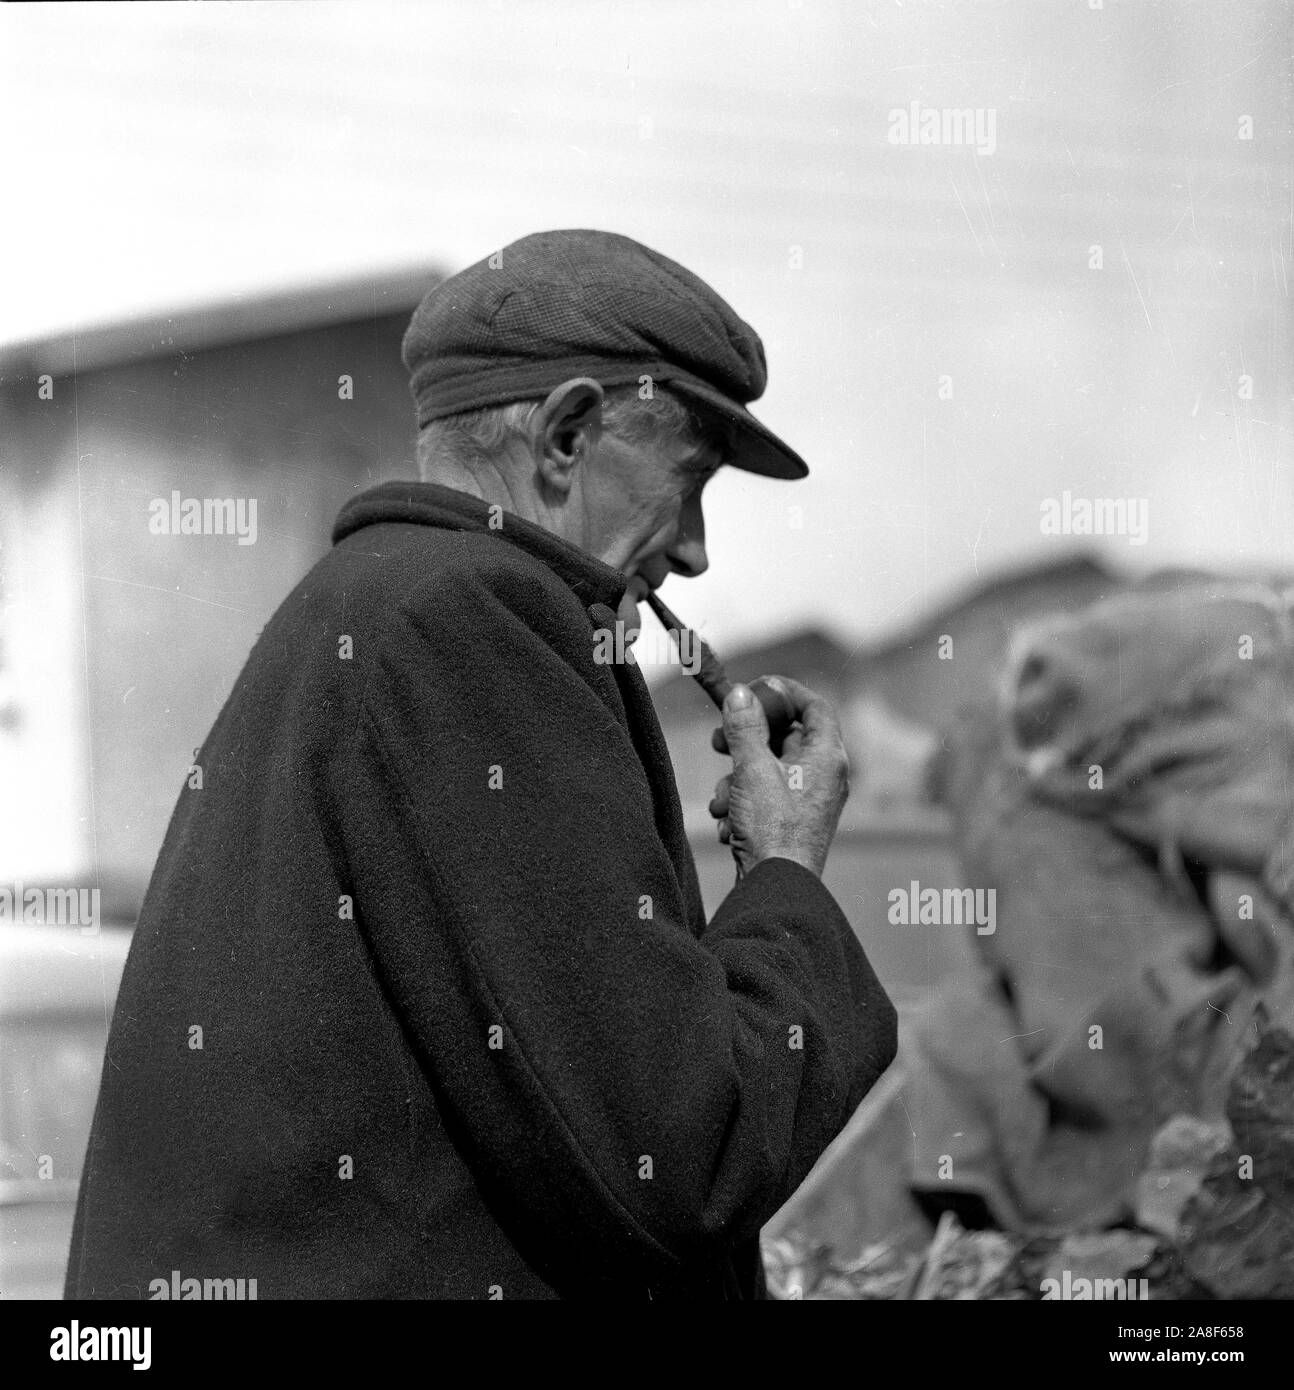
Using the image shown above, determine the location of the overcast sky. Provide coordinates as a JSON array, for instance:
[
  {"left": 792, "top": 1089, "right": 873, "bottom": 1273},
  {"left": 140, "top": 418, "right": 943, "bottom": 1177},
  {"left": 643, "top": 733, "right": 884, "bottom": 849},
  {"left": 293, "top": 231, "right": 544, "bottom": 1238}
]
[{"left": 3, "top": 0, "right": 1290, "bottom": 648}]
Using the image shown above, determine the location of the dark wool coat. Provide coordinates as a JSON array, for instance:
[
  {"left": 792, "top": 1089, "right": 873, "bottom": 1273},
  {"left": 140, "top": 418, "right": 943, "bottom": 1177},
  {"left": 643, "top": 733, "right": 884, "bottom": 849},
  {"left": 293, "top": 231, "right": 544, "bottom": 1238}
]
[{"left": 66, "top": 481, "right": 897, "bottom": 1300}]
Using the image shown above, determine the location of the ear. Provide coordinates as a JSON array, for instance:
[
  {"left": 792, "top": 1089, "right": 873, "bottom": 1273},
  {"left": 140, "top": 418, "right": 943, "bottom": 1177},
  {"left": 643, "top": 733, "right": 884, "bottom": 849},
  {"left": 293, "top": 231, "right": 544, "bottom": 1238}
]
[{"left": 531, "top": 377, "right": 605, "bottom": 494}]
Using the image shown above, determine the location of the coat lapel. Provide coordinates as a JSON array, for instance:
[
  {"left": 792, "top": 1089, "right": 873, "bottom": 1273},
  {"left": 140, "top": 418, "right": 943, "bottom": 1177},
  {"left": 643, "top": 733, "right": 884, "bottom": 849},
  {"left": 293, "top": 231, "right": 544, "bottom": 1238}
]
[{"left": 588, "top": 600, "right": 707, "bottom": 937}]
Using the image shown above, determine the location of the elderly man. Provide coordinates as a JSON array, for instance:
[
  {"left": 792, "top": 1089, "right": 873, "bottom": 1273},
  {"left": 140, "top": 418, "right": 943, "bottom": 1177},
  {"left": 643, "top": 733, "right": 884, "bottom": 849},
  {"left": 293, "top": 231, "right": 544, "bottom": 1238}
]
[{"left": 66, "top": 230, "right": 896, "bottom": 1300}]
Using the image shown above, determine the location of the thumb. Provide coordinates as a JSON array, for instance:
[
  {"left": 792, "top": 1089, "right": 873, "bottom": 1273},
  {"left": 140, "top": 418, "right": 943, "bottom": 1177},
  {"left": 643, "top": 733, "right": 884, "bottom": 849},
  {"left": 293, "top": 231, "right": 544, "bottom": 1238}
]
[{"left": 722, "top": 683, "right": 771, "bottom": 760}]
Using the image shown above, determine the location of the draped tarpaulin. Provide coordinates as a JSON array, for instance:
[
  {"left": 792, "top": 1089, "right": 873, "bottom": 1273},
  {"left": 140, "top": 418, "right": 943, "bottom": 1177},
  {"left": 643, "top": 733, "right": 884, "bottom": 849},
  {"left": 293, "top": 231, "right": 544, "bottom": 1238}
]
[{"left": 903, "top": 582, "right": 1294, "bottom": 1233}]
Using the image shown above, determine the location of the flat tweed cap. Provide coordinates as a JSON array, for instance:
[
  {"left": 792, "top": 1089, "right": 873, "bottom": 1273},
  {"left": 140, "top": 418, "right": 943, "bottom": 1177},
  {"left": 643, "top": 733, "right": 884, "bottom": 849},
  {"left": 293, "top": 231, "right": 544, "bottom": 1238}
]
[{"left": 402, "top": 228, "right": 808, "bottom": 479}]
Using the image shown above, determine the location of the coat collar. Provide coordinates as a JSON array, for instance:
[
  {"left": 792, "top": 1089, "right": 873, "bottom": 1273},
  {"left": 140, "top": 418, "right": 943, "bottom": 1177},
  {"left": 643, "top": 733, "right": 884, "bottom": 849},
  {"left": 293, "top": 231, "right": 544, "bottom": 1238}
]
[{"left": 332, "top": 480, "right": 629, "bottom": 610}]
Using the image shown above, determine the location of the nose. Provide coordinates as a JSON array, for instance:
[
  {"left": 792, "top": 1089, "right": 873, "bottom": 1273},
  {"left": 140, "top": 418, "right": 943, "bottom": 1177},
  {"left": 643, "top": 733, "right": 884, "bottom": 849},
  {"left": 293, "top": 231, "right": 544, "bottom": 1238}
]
[{"left": 667, "top": 490, "right": 709, "bottom": 579}]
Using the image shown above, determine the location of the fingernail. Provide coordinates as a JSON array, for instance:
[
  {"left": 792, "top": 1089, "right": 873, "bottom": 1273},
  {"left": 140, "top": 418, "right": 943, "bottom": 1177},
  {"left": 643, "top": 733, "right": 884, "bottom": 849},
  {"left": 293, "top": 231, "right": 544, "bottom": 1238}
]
[{"left": 727, "top": 685, "right": 753, "bottom": 710}]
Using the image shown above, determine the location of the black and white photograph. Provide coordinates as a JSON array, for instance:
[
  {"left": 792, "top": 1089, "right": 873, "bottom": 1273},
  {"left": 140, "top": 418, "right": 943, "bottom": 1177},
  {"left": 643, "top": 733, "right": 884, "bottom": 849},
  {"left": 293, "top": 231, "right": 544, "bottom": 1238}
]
[{"left": 1, "top": 0, "right": 1291, "bottom": 1364}]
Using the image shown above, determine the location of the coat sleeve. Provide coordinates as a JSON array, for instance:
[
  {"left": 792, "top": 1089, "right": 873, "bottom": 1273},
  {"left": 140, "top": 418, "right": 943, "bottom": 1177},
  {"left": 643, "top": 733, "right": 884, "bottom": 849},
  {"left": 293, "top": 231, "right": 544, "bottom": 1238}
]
[{"left": 341, "top": 568, "right": 896, "bottom": 1290}]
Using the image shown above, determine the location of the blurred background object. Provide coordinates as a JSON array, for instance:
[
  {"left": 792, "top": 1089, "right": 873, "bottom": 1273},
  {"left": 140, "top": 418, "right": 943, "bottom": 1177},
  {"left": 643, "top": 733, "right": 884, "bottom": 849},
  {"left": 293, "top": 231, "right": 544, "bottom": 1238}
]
[
  {"left": 0, "top": 925, "right": 131, "bottom": 1299},
  {"left": 0, "top": 272, "right": 437, "bottom": 906}
]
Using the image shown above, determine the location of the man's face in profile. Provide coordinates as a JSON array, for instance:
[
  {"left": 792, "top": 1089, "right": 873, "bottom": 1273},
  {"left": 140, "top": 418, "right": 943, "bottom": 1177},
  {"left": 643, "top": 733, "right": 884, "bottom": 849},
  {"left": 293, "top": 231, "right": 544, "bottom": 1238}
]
[{"left": 577, "top": 424, "right": 725, "bottom": 629}]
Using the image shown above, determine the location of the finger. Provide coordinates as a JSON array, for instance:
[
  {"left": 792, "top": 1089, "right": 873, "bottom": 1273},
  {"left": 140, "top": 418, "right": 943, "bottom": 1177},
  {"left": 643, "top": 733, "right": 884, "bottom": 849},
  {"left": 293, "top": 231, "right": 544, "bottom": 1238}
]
[
  {"left": 722, "top": 684, "right": 772, "bottom": 763},
  {"left": 755, "top": 674, "right": 837, "bottom": 736},
  {"left": 711, "top": 725, "right": 730, "bottom": 755},
  {"left": 718, "top": 817, "right": 731, "bottom": 845},
  {"left": 780, "top": 726, "right": 807, "bottom": 762}
]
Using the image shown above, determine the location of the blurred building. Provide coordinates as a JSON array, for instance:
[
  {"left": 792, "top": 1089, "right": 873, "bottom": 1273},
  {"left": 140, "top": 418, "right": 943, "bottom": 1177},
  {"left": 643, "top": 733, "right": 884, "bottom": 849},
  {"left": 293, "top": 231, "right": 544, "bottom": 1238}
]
[{"left": 0, "top": 270, "right": 439, "bottom": 913}]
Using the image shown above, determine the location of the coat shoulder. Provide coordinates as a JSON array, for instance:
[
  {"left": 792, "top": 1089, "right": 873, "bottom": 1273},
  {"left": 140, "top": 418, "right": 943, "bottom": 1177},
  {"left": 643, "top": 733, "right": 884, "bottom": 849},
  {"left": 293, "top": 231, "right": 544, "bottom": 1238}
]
[
  {"left": 328, "top": 521, "right": 582, "bottom": 628},
  {"left": 258, "top": 524, "right": 591, "bottom": 684}
]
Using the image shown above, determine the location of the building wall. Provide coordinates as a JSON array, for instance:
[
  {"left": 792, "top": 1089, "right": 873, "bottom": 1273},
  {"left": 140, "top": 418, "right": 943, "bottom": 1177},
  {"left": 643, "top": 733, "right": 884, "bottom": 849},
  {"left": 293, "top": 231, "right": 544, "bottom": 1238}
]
[
  {"left": 0, "top": 313, "right": 418, "bottom": 907},
  {"left": 0, "top": 467, "right": 85, "bottom": 885}
]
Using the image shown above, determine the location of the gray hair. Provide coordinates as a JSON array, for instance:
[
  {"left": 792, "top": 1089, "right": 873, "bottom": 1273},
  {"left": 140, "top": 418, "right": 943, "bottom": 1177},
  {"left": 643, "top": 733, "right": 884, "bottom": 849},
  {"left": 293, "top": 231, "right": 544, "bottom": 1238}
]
[{"left": 415, "top": 384, "right": 730, "bottom": 480}]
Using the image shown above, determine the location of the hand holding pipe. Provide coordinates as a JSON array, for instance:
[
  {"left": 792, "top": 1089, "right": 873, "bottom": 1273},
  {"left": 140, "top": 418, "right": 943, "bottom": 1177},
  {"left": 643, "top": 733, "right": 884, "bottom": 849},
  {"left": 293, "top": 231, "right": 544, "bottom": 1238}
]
[{"left": 645, "top": 591, "right": 797, "bottom": 755}]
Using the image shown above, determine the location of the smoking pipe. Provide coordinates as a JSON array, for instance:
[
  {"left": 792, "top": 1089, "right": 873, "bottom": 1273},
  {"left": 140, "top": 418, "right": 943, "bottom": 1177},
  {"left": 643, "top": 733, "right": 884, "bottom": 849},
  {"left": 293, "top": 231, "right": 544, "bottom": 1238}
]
[{"left": 645, "top": 591, "right": 797, "bottom": 755}]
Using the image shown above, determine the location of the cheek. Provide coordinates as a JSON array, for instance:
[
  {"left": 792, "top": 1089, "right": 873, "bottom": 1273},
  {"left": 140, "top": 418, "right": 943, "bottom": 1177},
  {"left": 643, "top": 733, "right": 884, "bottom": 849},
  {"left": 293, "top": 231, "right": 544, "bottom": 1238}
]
[
  {"left": 649, "top": 486, "right": 687, "bottom": 530},
  {"left": 634, "top": 501, "right": 683, "bottom": 554},
  {"left": 614, "top": 485, "right": 680, "bottom": 543},
  {"left": 654, "top": 494, "right": 685, "bottom": 532},
  {"left": 598, "top": 460, "right": 665, "bottom": 527}
]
